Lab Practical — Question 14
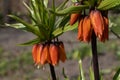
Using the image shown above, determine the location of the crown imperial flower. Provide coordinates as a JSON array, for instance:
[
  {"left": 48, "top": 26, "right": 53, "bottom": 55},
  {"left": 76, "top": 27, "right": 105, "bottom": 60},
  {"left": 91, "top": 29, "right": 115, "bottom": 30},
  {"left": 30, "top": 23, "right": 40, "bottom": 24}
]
[
  {"left": 77, "top": 10, "right": 109, "bottom": 42},
  {"left": 32, "top": 41, "right": 66, "bottom": 66}
]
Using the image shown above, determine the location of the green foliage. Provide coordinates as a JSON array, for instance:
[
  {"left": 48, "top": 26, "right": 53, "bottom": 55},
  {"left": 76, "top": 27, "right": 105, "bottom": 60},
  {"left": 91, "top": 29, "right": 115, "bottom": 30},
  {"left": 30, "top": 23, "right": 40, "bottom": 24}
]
[
  {"left": 50, "top": 5, "right": 89, "bottom": 16},
  {"left": 89, "top": 66, "right": 94, "bottom": 80},
  {"left": 110, "top": 15, "right": 120, "bottom": 35},
  {"left": 97, "top": 0, "right": 120, "bottom": 10},
  {"left": 113, "top": 67, "right": 120, "bottom": 80},
  {"left": 78, "top": 60, "right": 85, "bottom": 80},
  {"left": 6, "top": 0, "right": 83, "bottom": 46}
]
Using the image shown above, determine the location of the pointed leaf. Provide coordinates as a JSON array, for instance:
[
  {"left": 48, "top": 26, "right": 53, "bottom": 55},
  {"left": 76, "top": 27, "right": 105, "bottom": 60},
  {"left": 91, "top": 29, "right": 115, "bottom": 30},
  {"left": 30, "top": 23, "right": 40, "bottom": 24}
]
[
  {"left": 19, "top": 38, "right": 41, "bottom": 46},
  {"left": 44, "top": 0, "right": 48, "bottom": 8},
  {"left": 113, "top": 67, "right": 120, "bottom": 80},
  {"left": 59, "top": 15, "right": 70, "bottom": 27},
  {"left": 50, "top": 5, "right": 89, "bottom": 16},
  {"left": 97, "top": 0, "right": 120, "bottom": 10},
  {"left": 8, "top": 15, "right": 41, "bottom": 37},
  {"left": 5, "top": 23, "right": 26, "bottom": 31},
  {"left": 89, "top": 66, "right": 94, "bottom": 80},
  {"left": 56, "top": 0, "right": 68, "bottom": 11},
  {"left": 52, "top": 22, "right": 78, "bottom": 37},
  {"left": 78, "top": 60, "right": 85, "bottom": 80}
]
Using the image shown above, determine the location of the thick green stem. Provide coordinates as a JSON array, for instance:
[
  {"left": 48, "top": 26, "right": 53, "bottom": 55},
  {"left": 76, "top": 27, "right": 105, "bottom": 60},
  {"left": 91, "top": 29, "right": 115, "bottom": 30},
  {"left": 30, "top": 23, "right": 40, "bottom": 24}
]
[
  {"left": 49, "top": 64, "right": 57, "bottom": 80},
  {"left": 91, "top": 31, "right": 100, "bottom": 80}
]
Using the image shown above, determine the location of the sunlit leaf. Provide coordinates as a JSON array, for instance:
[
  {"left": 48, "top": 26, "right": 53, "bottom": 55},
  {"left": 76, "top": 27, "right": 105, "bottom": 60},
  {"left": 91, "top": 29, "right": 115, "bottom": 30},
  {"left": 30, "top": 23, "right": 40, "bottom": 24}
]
[
  {"left": 97, "top": 0, "right": 120, "bottom": 10},
  {"left": 78, "top": 60, "right": 85, "bottom": 80},
  {"left": 5, "top": 23, "right": 26, "bottom": 31},
  {"left": 44, "top": 0, "right": 48, "bottom": 7},
  {"left": 71, "top": 0, "right": 78, "bottom": 3}
]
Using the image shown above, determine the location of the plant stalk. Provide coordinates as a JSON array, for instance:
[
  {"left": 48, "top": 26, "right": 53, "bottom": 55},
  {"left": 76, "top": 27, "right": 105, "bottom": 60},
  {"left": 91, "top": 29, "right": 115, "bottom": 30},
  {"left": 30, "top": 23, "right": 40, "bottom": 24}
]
[
  {"left": 91, "top": 31, "right": 100, "bottom": 80},
  {"left": 49, "top": 64, "right": 57, "bottom": 80}
]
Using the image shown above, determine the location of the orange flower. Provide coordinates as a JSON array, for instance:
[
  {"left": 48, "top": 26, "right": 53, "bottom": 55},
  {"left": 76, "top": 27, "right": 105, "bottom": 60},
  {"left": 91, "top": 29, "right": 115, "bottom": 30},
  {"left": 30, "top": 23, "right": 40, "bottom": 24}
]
[
  {"left": 70, "top": 13, "right": 80, "bottom": 25},
  {"left": 36, "top": 44, "right": 43, "bottom": 64},
  {"left": 58, "top": 42, "right": 66, "bottom": 62},
  {"left": 82, "top": 16, "right": 92, "bottom": 42},
  {"left": 77, "top": 16, "right": 92, "bottom": 42},
  {"left": 49, "top": 44, "right": 59, "bottom": 66},
  {"left": 99, "top": 16, "right": 109, "bottom": 42},
  {"left": 32, "top": 42, "right": 66, "bottom": 66},
  {"left": 32, "top": 44, "right": 38, "bottom": 63},
  {"left": 40, "top": 44, "right": 51, "bottom": 65},
  {"left": 90, "top": 10, "right": 104, "bottom": 38},
  {"left": 70, "top": 2, "right": 81, "bottom": 25},
  {"left": 77, "top": 17, "right": 84, "bottom": 41}
]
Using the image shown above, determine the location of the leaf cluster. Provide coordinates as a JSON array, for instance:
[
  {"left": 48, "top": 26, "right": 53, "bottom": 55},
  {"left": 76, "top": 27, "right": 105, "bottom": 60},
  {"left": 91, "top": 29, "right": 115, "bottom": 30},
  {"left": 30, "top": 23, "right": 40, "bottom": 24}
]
[{"left": 6, "top": 0, "right": 120, "bottom": 45}]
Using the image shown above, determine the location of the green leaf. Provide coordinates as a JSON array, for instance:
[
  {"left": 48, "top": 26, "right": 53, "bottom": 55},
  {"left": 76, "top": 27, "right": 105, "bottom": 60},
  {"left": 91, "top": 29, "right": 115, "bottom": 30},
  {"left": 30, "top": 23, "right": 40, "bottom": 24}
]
[
  {"left": 78, "top": 60, "right": 85, "bottom": 80},
  {"left": 71, "top": 0, "right": 78, "bottom": 3},
  {"left": 52, "top": 22, "right": 78, "bottom": 37},
  {"left": 97, "top": 0, "right": 120, "bottom": 10},
  {"left": 56, "top": 0, "right": 68, "bottom": 11},
  {"left": 44, "top": 0, "right": 48, "bottom": 8},
  {"left": 59, "top": 15, "right": 70, "bottom": 27},
  {"left": 18, "top": 38, "right": 41, "bottom": 46},
  {"left": 5, "top": 23, "right": 26, "bottom": 31},
  {"left": 62, "top": 68, "right": 68, "bottom": 79},
  {"left": 113, "top": 67, "right": 120, "bottom": 80},
  {"left": 8, "top": 15, "right": 40, "bottom": 36},
  {"left": 50, "top": 5, "right": 89, "bottom": 16},
  {"left": 89, "top": 66, "right": 94, "bottom": 80}
]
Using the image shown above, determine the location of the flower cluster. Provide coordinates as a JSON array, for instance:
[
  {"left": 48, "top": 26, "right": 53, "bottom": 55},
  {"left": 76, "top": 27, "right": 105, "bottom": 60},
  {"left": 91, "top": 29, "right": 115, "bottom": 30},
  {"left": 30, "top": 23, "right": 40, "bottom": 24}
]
[
  {"left": 70, "top": 3, "right": 109, "bottom": 42},
  {"left": 32, "top": 41, "right": 66, "bottom": 66}
]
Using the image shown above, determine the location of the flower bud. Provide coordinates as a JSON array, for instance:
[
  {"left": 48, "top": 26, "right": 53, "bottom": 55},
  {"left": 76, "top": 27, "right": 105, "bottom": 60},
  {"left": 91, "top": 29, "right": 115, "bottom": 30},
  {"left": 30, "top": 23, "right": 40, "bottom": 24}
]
[
  {"left": 70, "top": 13, "right": 80, "bottom": 25},
  {"left": 70, "top": 2, "right": 81, "bottom": 25}
]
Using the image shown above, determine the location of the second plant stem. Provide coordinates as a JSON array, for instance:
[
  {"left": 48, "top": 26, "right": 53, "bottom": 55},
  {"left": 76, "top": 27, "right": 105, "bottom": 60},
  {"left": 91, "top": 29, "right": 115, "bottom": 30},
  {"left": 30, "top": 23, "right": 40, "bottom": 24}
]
[{"left": 91, "top": 31, "right": 100, "bottom": 80}]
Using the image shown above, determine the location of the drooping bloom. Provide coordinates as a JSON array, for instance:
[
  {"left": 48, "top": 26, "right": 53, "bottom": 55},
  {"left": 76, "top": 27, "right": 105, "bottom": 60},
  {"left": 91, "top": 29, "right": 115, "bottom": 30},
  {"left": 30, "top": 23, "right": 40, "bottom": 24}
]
[
  {"left": 90, "top": 10, "right": 104, "bottom": 38},
  {"left": 70, "top": 13, "right": 80, "bottom": 25},
  {"left": 90, "top": 10, "right": 109, "bottom": 42},
  {"left": 40, "top": 44, "right": 51, "bottom": 65},
  {"left": 49, "top": 44, "right": 59, "bottom": 66},
  {"left": 77, "top": 16, "right": 92, "bottom": 42},
  {"left": 77, "top": 17, "right": 84, "bottom": 41},
  {"left": 32, "top": 41, "right": 66, "bottom": 66},
  {"left": 82, "top": 16, "right": 92, "bottom": 42},
  {"left": 99, "top": 16, "right": 109, "bottom": 42},
  {"left": 58, "top": 42, "right": 66, "bottom": 62},
  {"left": 77, "top": 10, "right": 109, "bottom": 42}
]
